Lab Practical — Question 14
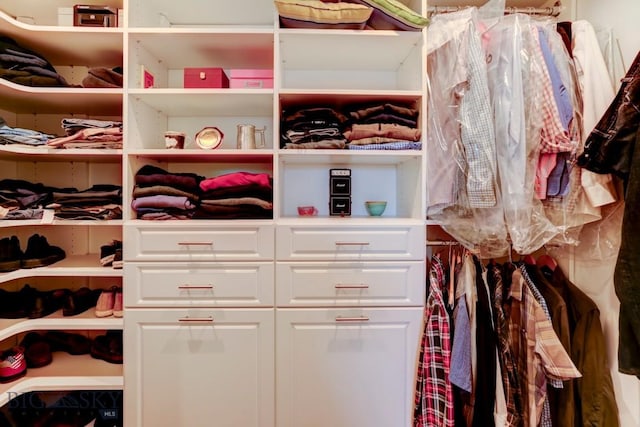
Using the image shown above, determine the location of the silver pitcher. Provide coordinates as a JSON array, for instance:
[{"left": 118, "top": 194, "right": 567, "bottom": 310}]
[{"left": 236, "top": 124, "right": 266, "bottom": 149}]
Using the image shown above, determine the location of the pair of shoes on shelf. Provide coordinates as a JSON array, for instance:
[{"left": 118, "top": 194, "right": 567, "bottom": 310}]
[
  {"left": 22, "top": 234, "right": 66, "bottom": 269},
  {"left": 95, "top": 287, "right": 122, "bottom": 318},
  {"left": 63, "top": 287, "right": 102, "bottom": 317},
  {"left": 44, "top": 331, "right": 92, "bottom": 355},
  {"left": 19, "top": 331, "right": 93, "bottom": 369},
  {"left": 0, "top": 285, "right": 70, "bottom": 319},
  {"left": 91, "top": 330, "right": 123, "bottom": 365},
  {"left": 0, "top": 234, "right": 66, "bottom": 272},
  {"left": 100, "top": 240, "right": 122, "bottom": 270},
  {"left": 0, "top": 346, "right": 27, "bottom": 383}
]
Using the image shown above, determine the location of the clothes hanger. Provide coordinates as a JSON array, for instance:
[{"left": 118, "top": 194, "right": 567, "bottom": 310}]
[
  {"left": 536, "top": 254, "right": 557, "bottom": 271},
  {"left": 448, "top": 243, "right": 456, "bottom": 308}
]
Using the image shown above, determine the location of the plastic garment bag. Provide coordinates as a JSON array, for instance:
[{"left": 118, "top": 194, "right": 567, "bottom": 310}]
[
  {"left": 533, "top": 20, "right": 603, "bottom": 245},
  {"left": 426, "top": 8, "right": 509, "bottom": 258},
  {"left": 482, "top": 14, "right": 559, "bottom": 254}
]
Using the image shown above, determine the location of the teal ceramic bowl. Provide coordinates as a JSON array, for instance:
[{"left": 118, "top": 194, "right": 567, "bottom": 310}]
[{"left": 365, "top": 201, "right": 387, "bottom": 216}]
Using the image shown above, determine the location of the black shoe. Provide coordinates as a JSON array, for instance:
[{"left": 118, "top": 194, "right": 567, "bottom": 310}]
[
  {"left": 0, "top": 235, "right": 23, "bottom": 272},
  {"left": 112, "top": 248, "right": 122, "bottom": 270},
  {"left": 27, "top": 288, "right": 70, "bottom": 319},
  {"left": 100, "top": 240, "right": 122, "bottom": 267},
  {"left": 63, "top": 287, "right": 101, "bottom": 317},
  {"left": 0, "top": 285, "right": 38, "bottom": 319},
  {"left": 0, "top": 288, "right": 25, "bottom": 319},
  {"left": 21, "top": 234, "right": 65, "bottom": 269}
]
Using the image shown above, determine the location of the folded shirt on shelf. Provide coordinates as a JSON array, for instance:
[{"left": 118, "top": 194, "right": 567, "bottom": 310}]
[
  {"left": 0, "top": 180, "right": 122, "bottom": 220},
  {"left": 131, "top": 166, "right": 273, "bottom": 220}
]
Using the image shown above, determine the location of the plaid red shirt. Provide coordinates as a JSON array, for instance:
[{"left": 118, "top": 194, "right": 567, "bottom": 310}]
[{"left": 414, "top": 257, "right": 455, "bottom": 427}]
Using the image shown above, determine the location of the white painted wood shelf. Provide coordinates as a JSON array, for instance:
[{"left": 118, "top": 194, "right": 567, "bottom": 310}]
[
  {"left": 0, "top": 353, "right": 123, "bottom": 407},
  {"left": 0, "top": 310, "right": 123, "bottom": 342},
  {"left": 0, "top": 80, "right": 123, "bottom": 115},
  {"left": 0, "top": 255, "right": 123, "bottom": 283},
  {"left": 0, "top": 10, "right": 123, "bottom": 67},
  {"left": 0, "top": 147, "right": 122, "bottom": 162}
]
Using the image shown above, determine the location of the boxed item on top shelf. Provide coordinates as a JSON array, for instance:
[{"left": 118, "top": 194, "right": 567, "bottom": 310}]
[
  {"left": 184, "top": 67, "right": 230, "bottom": 88},
  {"left": 73, "top": 5, "right": 118, "bottom": 27},
  {"left": 229, "top": 69, "right": 274, "bottom": 89}
]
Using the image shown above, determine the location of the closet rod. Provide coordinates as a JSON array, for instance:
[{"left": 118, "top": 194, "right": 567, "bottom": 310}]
[
  {"left": 427, "top": 5, "right": 563, "bottom": 17},
  {"left": 426, "top": 240, "right": 462, "bottom": 247}
]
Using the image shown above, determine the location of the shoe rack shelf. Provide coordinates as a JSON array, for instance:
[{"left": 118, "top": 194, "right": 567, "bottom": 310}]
[
  {"left": 0, "top": 353, "right": 123, "bottom": 408},
  {"left": 0, "top": 311, "right": 123, "bottom": 343},
  {"left": 0, "top": 0, "right": 125, "bottom": 408},
  {"left": 0, "top": 255, "right": 123, "bottom": 283}
]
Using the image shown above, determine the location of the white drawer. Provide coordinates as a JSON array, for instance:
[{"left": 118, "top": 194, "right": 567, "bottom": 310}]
[
  {"left": 276, "top": 262, "right": 424, "bottom": 307},
  {"left": 124, "top": 224, "right": 274, "bottom": 261},
  {"left": 124, "top": 263, "right": 274, "bottom": 307},
  {"left": 276, "top": 225, "right": 424, "bottom": 261}
]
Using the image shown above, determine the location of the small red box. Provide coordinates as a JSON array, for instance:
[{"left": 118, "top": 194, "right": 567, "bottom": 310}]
[
  {"left": 184, "top": 68, "right": 229, "bottom": 88},
  {"left": 229, "top": 69, "right": 274, "bottom": 89}
]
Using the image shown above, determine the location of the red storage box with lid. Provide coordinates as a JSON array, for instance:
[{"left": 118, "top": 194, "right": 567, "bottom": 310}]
[
  {"left": 184, "top": 67, "right": 229, "bottom": 88},
  {"left": 229, "top": 69, "right": 274, "bottom": 89}
]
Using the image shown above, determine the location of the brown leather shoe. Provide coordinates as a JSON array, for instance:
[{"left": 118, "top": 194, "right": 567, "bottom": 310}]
[
  {"left": 44, "top": 331, "right": 91, "bottom": 355},
  {"left": 91, "top": 331, "right": 123, "bottom": 364},
  {"left": 19, "top": 332, "right": 52, "bottom": 368}
]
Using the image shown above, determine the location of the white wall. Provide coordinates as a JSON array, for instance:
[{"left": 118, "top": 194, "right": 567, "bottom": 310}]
[{"left": 575, "top": 0, "right": 640, "bottom": 76}]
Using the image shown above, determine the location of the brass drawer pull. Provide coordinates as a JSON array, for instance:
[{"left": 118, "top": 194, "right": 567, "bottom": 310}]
[
  {"left": 335, "top": 316, "right": 370, "bottom": 322},
  {"left": 335, "top": 242, "right": 370, "bottom": 246},
  {"left": 178, "top": 285, "right": 214, "bottom": 290},
  {"left": 178, "top": 316, "right": 214, "bottom": 323},
  {"left": 335, "top": 284, "right": 369, "bottom": 289},
  {"left": 178, "top": 242, "right": 213, "bottom": 246}
]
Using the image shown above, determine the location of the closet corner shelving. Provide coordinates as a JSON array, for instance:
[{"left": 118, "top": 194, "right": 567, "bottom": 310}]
[
  {"left": 0, "top": 0, "right": 124, "bottom": 405},
  {"left": 5, "top": 0, "right": 431, "bottom": 424}
]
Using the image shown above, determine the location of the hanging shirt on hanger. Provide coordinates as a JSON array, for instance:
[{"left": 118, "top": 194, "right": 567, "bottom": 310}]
[
  {"left": 414, "top": 256, "right": 455, "bottom": 427},
  {"left": 508, "top": 269, "right": 581, "bottom": 427}
]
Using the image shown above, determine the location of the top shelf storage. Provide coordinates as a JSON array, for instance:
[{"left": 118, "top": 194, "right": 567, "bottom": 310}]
[
  {"left": 279, "top": 29, "right": 423, "bottom": 91},
  {"left": 128, "top": 0, "right": 276, "bottom": 27},
  {"left": 0, "top": 0, "right": 123, "bottom": 26},
  {"left": 0, "top": 10, "right": 123, "bottom": 67}
]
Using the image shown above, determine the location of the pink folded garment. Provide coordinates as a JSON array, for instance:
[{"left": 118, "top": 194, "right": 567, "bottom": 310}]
[
  {"left": 535, "top": 153, "right": 557, "bottom": 200},
  {"left": 200, "top": 172, "right": 272, "bottom": 192}
]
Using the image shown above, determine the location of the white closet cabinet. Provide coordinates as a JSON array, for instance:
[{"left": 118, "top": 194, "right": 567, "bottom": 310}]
[
  {"left": 276, "top": 307, "right": 422, "bottom": 427},
  {"left": 124, "top": 308, "right": 274, "bottom": 427},
  {"left": 0, "top": 0, "right": 124, "bottom": 406},
  {"left": 123, "top": 2, "right": 278, "bottom": 425}
]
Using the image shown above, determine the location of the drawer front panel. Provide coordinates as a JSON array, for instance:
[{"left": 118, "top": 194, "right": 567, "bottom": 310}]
[
  {"left": 276, "top": 262, "right": 424, "bottom": 307},
  {"left": 124, "top": 224, "right": 274, "bottom": 261},
  {"left": 124, "top": 263, "right": 274, "bottom": 307},
  {"left": 276, "top": 225, "right": 424, "bottom": 261}
]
